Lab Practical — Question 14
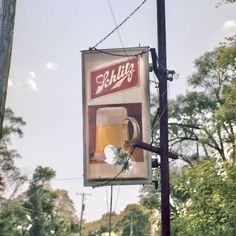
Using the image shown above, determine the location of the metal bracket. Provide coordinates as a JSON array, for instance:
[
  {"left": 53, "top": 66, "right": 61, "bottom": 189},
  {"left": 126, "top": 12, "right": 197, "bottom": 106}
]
[
  {"left": 150, "top": 48, "right": 176, "bottom": 81},
  {"left": 133, "top": 141, "right": 178, "bottom": 160}
]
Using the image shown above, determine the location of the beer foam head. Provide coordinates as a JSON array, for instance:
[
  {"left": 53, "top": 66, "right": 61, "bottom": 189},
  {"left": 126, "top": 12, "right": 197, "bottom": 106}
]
[{"left": 96, "top": 107, "right": 127, "bottom": 125}]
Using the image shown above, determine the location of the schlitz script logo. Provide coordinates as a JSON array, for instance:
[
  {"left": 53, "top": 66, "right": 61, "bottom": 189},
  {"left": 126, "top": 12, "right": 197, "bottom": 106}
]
[{"left": 91, "top": 58, "right": 139, "bottom": 99}]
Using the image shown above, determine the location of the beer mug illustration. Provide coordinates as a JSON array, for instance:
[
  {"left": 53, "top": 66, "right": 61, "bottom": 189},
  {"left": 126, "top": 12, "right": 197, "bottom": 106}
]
[{"left": 94, "top": 107, "right": 140, "bottom": 160}]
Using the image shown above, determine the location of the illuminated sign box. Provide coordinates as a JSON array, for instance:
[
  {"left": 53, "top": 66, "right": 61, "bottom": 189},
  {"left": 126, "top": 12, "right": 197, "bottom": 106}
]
[{"left": 82, "top": 47, "right": 151, "bottom": 186}]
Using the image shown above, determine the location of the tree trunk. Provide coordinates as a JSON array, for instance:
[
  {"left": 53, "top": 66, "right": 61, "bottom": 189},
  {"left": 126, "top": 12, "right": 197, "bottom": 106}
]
[{"left": 0, "top": 0, "right": 17, "bottom": 138}]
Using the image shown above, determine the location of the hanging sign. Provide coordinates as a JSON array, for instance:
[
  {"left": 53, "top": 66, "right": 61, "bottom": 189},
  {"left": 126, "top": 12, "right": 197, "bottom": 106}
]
[{"left": 82, "top": 47, "right": 151, "bottom": 186}]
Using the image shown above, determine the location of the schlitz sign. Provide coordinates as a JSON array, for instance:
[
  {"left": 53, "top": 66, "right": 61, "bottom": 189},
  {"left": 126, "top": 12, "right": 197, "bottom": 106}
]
[
  {"left": 82, "top": 47, "right": 151, "bottom": 187},
  {"left": 91, "top": 58, "right": 139, "bottom": 99}
]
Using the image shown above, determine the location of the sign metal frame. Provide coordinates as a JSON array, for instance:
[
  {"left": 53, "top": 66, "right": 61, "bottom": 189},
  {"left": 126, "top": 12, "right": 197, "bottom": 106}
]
[{"left": 82, "top": 47, "right": 151, "bottom": 187}]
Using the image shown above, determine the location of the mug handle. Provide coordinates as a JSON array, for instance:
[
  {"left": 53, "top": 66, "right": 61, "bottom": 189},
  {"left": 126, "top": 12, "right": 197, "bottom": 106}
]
[{"left": 123, "top": 117, "right": 140, "bottom": 144}]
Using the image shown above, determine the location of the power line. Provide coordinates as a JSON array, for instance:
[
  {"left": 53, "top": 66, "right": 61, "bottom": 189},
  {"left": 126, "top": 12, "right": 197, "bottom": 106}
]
[
  {"left": 107, "top": 0, "right": 125, "bottom": 49},
  {"left": 113, "top": 185, "right": 120, "bottom": 213},
  {"left": 24, "top": 176, "right": 83, "bottom": 183},
  {"left": 90, "top": 0, "right": 148, "bottom": 49},
  {"left": 1, "top": 200, "right": 35, "bottom": 213},
  {"left": 105, "top": 186, "right": 109, "bottom": 213},
  {"left": 92, "top": 167, "right": 126, "bottom": 188},
  {"left": 52, "top": 177, "right": 83, "bottom": 181}
]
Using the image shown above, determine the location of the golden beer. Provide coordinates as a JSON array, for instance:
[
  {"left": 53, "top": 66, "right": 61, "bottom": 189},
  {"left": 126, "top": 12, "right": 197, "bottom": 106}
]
[
  {"left": 94, "top": 107, "right": 128, "bottom": 159},
  {"left": 94, "top": 107, "right": 140, "bottom": 160},
  {"left": 95, "top": 124, "right": 128, "bottom": 154}
]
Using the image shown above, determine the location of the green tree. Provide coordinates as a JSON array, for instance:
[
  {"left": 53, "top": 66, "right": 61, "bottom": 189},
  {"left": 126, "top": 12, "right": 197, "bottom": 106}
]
[
  {"left": 84, "top": 212, "right": 120, "bottom": 236},
  {"left": 139, "top": 170, "right": 161, "bottom": 210},
  {"left": 165, "top": 36, "right": 236, "bottom": 164},
  {"left": 218, "top": 0, "right": 236, "bottom": 5},
  {"left": 171, "top": 158, "right": 236, "bottom": 236},
  {"left": 114, "top": 204, "right": 152, "bottom": 236},
  {"left": 0, "top": 197, "right": 30, "bottom": 236},
  {"left": 0, "top": 108, "right": 26, "bottom": 198},
  {"left": 23, "top": 166, "right": 79, "bottom": 236},
  {"left": 141, "top": 36, "right": 236, "bottom": 235},
  {"left": 52, "top": 189, "right": 79, "bottom": 235},
  {"left": 0, "top": 110, "right": 79, "bottom": 235},
  {"left": 0, "top": 108, "right": 28, "bottom": 236},
  {"left": 216, "top": 78, "right": 236, "bottom": 160},
  {"left": 24, "top": 166, "right": 57, "bottom": 236},
  {"left": 0, "top": 173, "right": 80, "bottom": 236}
]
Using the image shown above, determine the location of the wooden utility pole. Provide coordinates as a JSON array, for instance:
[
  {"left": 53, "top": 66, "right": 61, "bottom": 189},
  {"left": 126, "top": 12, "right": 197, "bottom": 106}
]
[
  {"left": 130, "top": 215, "right": 133, "bottom": 236},
  {"left": 0, "top": 0, "right": 17, "bottom": 138},
  {"left": 109, "top": 185, "right": 113, "bottom": 236},
  {"left": 77, "top": 193, "right": 91, "bottom": 236},
  {"left": 156, "top": 0, "right": 170, "bottom": 235}
]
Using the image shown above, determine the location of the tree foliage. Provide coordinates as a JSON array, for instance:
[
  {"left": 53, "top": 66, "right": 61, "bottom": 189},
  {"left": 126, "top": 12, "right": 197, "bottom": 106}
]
[
  {"left": 0, "top": 197, "right": 29, "bottom": 236},
  {"left": 139, "top": 170, "right": 161, "bottom": 210},
  {"left": 84, "top": 204, "right": 153, "bottom": 236},
  {"left": 0, "top": 108, "right": 26, "bottom": 198},
  {"left": 218, "top": 0, "right": 236, "bottom": 5},
  {"left": 24, "top": 166, "right": 57, "bottom": 236},
  {"left": 53, "top": 189, "right": 79, "bottom": 235},
  {"left": 0, "top": 166, "right": 79, "bottom": 236},
  {"left": 140, "top": 36, "right": 236, "bottom": 235},
  {"left": 171, "top": 158, "right": 236, "bottom": 235},
  {"left": 0, "top": 109, "right": 79, "bottom": 235},
  {"left": 114, "top": 204, "right": 152, "bottom": 236},
  {"left": 84, "top": 212, "right": 120, "bottom": 236},
  {"left": 166, "top": 36, "right": 236, "bottom": 164}
]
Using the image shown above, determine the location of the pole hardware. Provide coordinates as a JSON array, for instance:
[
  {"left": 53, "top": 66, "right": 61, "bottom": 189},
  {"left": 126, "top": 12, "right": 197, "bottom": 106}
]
[
  {"left": 152, "top": 158, "right": 160, "bottom": 168},
  {"left": 152, "top": 180, "right": 159, "bottom": 190},
  {"left": 133, "top": 141, "right": 178, "bottom": 160},
  {"left": 150, "top": 48, "right": 176, "bottom": 81}
]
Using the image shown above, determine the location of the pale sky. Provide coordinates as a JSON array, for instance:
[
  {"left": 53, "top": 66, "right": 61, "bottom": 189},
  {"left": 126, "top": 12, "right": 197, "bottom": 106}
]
[{"left": 6, "top": 0, "right": 236, "bottom": 222}]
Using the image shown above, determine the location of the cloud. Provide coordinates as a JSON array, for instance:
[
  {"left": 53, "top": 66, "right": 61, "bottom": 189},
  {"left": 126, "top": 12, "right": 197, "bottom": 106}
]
[
  {"left": 8, "top": 78, "right": 13, "bottom": 87},
  {"left": 27, "top": 78, "right": 38, "bottom": 91},
  {"left": 46, "top": 61, "right": 59, "bottom": 71},
  {"left": 29, "top": 71, "right": 36, "bottom": 78},
  {"left": 223, "top": 20, "right": 236, "bottom": 29},
  {"left": 17, "top": 81, "right": 23, "bottom": 87},
  {"left": 27, "top": 71, "right": 38, "bottom": 91}
]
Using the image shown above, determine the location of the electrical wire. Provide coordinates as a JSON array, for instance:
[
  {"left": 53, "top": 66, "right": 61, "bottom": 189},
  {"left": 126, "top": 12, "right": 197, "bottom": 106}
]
[
  {"left": 150, "top": 82, "right": 170, "bottom": 144},
  {"left": 24, "top": 176, "right": 83, "bottom": 183},
  {"left": 91, "top": 0, "right": 148, "bottom": 49},
  {"left": 51, "top": 177, "right": 83, "bottom": 181},
  {"left": 107, "top": 0, "right": 126, "bottom": 49},
  {"left": 92, "top": 168, "right": 125, "bottom": 188},
  {"left": 1, "top": 200, "right": 37, "bottom": 213},
  {"left": 105, "top": 186, "right": 109, "bottom": 213},
  {"left": 113, "top": 185, "right": 120, "bottom": 213},
  {"left": 92, "top": 153, "right": 133, "bottom": 188}
]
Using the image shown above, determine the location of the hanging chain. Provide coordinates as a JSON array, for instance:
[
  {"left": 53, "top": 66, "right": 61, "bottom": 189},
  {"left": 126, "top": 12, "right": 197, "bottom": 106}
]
[
  {"left": 90, "top": 0, "right": 148, "bottom": 50},
  {"left": 91, "top": 47, "right": 150, "bottom": 57}
]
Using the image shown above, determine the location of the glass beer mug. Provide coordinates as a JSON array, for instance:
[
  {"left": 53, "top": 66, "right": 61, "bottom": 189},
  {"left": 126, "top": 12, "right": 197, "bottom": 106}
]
[{"left": 94, "top": 107, "right": 140, "bottom": 160}]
